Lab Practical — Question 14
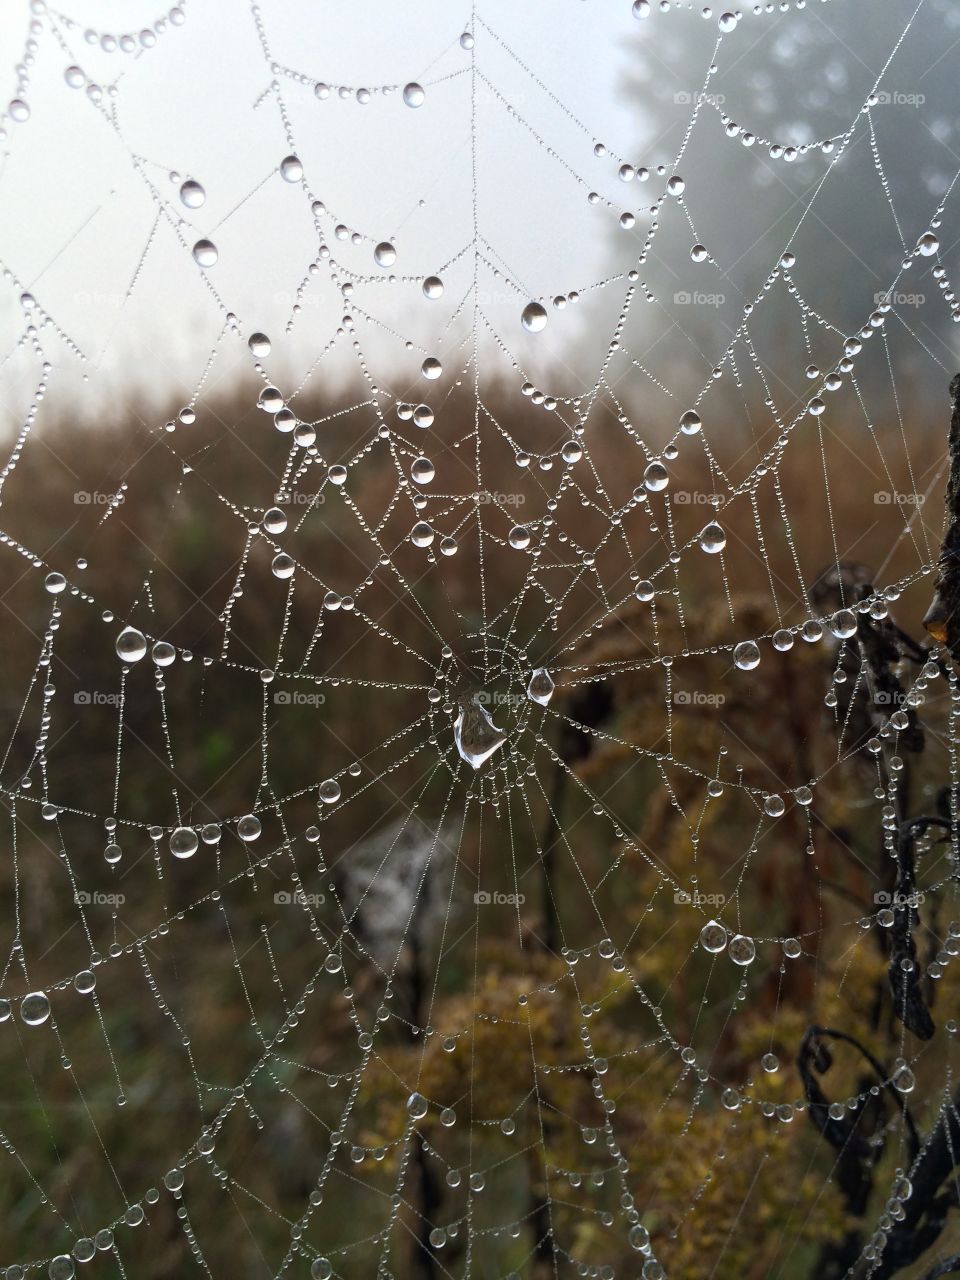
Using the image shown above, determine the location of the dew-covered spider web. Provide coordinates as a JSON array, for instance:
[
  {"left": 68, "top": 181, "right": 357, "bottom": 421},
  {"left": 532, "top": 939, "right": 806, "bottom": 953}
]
[{"left": 5, "top": 1, "right": 960, "bottom": 1277}]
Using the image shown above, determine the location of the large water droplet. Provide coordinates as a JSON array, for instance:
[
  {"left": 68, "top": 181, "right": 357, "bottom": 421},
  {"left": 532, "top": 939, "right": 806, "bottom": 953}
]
[
  {"left": 402, "top": 82, "right": 425, "bottom": 108},
  {"left": 21, "top": 991, "right": 50, "bottom": 1026},
  {"left": 237, "top": 814, "right": 261, "bottom": 842},
  {"left": 411, "top": 457, "right": 435, "bottom": 484},
  {"left": 728, "top": 934, "right": 756, "bottom": 965},
  {"left": 192, "top": 239, "right": 218, "bottom": 268},
  {"left": 699, "top": 522, "right": 726, "bottom": 554},
  {"left": 643, "top": 462, "right": 669, "bottom": 491},
  {"left": 179, "top": 179, "right": 205, "bottom": 209},
  {"left": 527, "top": 668, "right": 555, "bottom": 705},
  {"left": 280, "top": 155, "right": 303, "bottom": 183},
  {"left": 733, "top": 641, "right": 760, "bottom": 671},
  {"left": 170, "top": 826, "right": 198, "bottom": 859},
  {"left": 699, "top": 920, "right": 727, "bottom": 953},
  {"left": 374, "top": 241, "right": 396, "bottom": 267},
  {"left": 116, "top": 627, "right": 147, "bottom": 663},
  {"left": 319, "top": 778, "right": 341, "bottom": 804},
  {"left": 407, "top": 1091, "right": 429, "bottom": 1119},
  {"left": 521, "top": 301, "right": 547, "bottom": 333},
  {"left": 454, "top": 698, "right": 508, "bottom": 769},
  {"left": 917, "top": 232, "right": 939, "bottom": 257},
  {"left": 830, "top": 609, "right": 858, "bottom": 639}
]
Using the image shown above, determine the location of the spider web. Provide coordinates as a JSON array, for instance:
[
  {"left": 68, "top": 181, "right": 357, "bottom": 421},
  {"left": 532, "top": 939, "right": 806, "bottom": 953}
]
[{"left": 1, "top": 1, "right": 960, "bottom": 1277}]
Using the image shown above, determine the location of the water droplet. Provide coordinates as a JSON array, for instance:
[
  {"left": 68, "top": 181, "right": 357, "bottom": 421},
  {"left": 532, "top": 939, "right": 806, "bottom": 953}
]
[
  {"left": 893, "top": 1063, "right": 915, "bottom": 1093},
  {"left": 718, "top": 11, "right": 738, "bottom": 31},
  {"left": 699, "top": 522, "right": 726, "bottom": 554},
  {"left": 21, "top": 991, "right": 50, "bottom": 1026},
  {"left": 374, "top": 241, "right": 396, "bottom": 267},
  {"left": 629, "top": 1224, "right": 650, "bottom": 1251},
  {"left": 192, "top": 239, "right": 218, "bottom": 267},
  {"left": 271, "top": 553, "right": 295, "bottom": 579},
  {"left": 262, "top": 508, "right": 287, "bottom": 534},
  {"left": 422, "top": 276, "right": 443, "bottom": 299},
  {"left": 407, "top": 1091, "right": 429, "bottom": 1119},
  {"left": 411, "top": 457, "right": 435, "bottom": 484},
  {"left": 455, "top": 697, "right": 508, "bottom": 769},
  {"left": 116, "top": 627, "right": 147, "bottom": 663},
  {"left": 411, "top": 522, "right": 435, "bottom": 547},
  {"left": 73, "top": 970, "right": 96, "bottom": 995},
  {"left": 733, "top": 641, "right": 760, "bottom": 671},
  {"left": 319, "top": 778, "right": 340, "bottom": 805},
  {"left": 248, "top": 332, "right": 271, "bottom": 357},
  {"left": 280, "top": 155, "right": 303, "bottom": 183},
  {"left": 644, "top": 462, "right": 669, "bottom": 491},
  {"left": 170, "top": 826, "right": 198, "bottom": 859},
  {"left": 830, "top": 609, "right": 858, "bottom": 639},
  {"left": 667, "top": 175, "right": 685, "bottom": 195},
  {"left": 402, "top": 82, "right": 425, "bottom": 108},
  {"left": 48, "top": 1257, "right": 74, "bottom": 1280},
  {"left": 763, "top": 794, "right": 785, "bottom": 818},
  {"left": 527, "top": 668, "right": 555, "bottom": 705},
  {"left": 311, "top": 1261, "right": 332, "bottom": 1280},
  {"left": 509, "top": 525, "right": 531, "bottom": 550},
  {"left": 237, "top": 814, "right": 261, "bottom": 842},
  {"left": 521, "top": 301, "right": 547, "bottom": 333},
  {"left": 151, "top": 641, "right": 176, "bottom": 667},
  {"left": 421, "top": 357, "right": 442, "bottom": 379},
  {"left": 44, "top": 572, "right": 66, "bottom": 594},
  {"left": 679, "top": 409, "right": 701, "bottom": 433},
  {"left": 700, "top": 920, "right": 727, "bottom": 953},
  {"left": 918, "top": 232, "right": 939, "bottom": 257},
  {"left": 728, "top": 934, "right": 756, "bottom": 965},
  {"left": 179, "top": 179, "right": 205, "bottom": 209}
]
